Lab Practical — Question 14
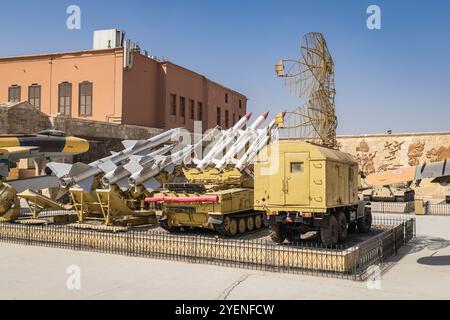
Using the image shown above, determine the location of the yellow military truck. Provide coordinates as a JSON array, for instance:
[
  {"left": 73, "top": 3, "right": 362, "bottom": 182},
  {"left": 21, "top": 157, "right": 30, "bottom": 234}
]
[{"left": 254, "top": 140, "right": 372, "bottom": 245}]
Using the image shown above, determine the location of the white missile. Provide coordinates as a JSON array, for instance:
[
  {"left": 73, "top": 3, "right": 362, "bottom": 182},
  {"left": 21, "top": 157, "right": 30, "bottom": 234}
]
[
  {"left": 101, "top": 144, "right": 174, "bottom": 188},
  {"left": 129, "top": 128, "right": 217, "bottom": 191},
  {"left": 128, "top": 145, "right": 193, "bottom": 191},
  {"left": 235, "top": 120, "right": 275, "bottom": 171},
  {"left": 48, "top": 128, "right": 182, "bottom": 191},
  {"left": 197, "top": 112, "right": 252, "bottom": 171},
  {"left": 215, "top": 111, "right": 269, "bottom": 170}
]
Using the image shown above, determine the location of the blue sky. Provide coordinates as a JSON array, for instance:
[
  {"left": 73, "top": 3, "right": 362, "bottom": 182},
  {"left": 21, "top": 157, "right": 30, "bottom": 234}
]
[{"left": 1, "top": 0, "right": 449, "bottom": 134}]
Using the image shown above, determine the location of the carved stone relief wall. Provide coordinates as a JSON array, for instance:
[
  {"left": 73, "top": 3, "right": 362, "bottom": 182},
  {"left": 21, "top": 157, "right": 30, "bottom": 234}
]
[{"left": 337, "top": 132, "right": 450, "bottom": 200}]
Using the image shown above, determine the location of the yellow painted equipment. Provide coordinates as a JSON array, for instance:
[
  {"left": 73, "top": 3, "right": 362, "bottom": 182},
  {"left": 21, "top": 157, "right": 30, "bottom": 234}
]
[
  {"left": 254, "top": 140, "right": 372, "bottom": 245},
  {"left": 69, "top": 187, "right": 156, "bottom": 227},
  {"left": 151, "top": 167, "right": 265, "bottom": 236},
  {"left": 18, "top": 189, "right": 70, "bottom": 218},
  {"left": 0, "top": 182, "right": 20, "bottom": 222}
]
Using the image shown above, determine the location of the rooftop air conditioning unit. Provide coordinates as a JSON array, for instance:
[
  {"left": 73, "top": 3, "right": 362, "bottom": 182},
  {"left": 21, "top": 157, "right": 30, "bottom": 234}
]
[{"left": 93, "top": 29, "right": 125, "bottom": 50}]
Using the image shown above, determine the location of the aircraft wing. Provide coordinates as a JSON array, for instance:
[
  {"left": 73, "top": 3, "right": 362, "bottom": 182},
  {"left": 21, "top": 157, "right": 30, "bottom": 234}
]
[
  {"left": 0, "top": 146, "right": 40, "bottom": 156},
  {"left": 365, "top": 160, "right": 450, "bottom": 186}
]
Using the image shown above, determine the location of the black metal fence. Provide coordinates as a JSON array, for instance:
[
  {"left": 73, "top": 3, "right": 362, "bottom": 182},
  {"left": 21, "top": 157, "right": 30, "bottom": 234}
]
[
  {"left": 0, "top": 216, "right": 415, "bottom": 281},
  {"left": 372, "top": 200, "right": 450, "bottom": 216},
  {"left": 371, "top": 201, "right": 416, "bottom": 214}
]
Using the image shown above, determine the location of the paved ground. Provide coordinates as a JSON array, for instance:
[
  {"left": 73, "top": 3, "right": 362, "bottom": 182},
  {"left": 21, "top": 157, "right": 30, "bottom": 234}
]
[{"left": 1, "top": 214, "right": 450, "bottom": 300}]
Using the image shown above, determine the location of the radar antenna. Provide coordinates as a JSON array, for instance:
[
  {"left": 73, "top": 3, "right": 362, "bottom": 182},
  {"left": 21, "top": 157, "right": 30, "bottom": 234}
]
[{"left": 275, "top": 32, "right": 338, "bottom": 149}]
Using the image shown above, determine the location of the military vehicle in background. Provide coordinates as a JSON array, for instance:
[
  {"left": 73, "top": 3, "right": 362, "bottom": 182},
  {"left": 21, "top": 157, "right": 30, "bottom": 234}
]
[
  {"left": 146, "top": 112, "right": 272, "bottom": 236},
  {"left": 258, "top": 32, "right": 372, "bottom": 245},
  {"left": 361, "top": 183, "right": 415, "bottom": 202},
  {"left": 254, "top": 140, "right": 372, "bottom": 246}
]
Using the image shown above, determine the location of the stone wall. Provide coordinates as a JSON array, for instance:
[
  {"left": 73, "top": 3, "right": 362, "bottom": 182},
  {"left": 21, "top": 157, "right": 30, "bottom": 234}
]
[
  {"left": 0, "top": 102, "right": 163, "bottom": 162},
  {"left": 337, "top": 132, "right": 450, "bottom": 201}
]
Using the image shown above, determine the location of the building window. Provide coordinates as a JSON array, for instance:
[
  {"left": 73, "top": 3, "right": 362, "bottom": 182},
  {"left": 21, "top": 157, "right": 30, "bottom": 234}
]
[
  {"left": 225, "top": 110, "right": 229, "bottom": 128},
  {"left": 197, "top": 102, "right": 203, "bottom": 121},
  {"left": 233, "top": 113, "right": 236, "bottom": 125},
  {"left": 170, "top": 94, "right": 177, "bottom": 116},
  {"left": 28, "top": 84, "right": 41, "bottom": 108},
  {"left": 239, "top": 99, "right": 242, "bottom": 109},
  {"left": 79, "top": 82, "right": 93, "bottom": 116},
  {"left": 189, "top": 99, "right": 195, "bottom": 120},
  {"left": 179, "top": 96, "right": 186, "bottom": 123},
  {"left": 225, "top": 93, "right": 228, "bottom": 103},
  {"left": 8, "top": 85, "right": 21, "bottom": 103},
  {"left": 217, "top": 107, "right": 221, "bottom": 126},
  {"left": 58, "top": 82, "right": 72, "bottom": 116}
]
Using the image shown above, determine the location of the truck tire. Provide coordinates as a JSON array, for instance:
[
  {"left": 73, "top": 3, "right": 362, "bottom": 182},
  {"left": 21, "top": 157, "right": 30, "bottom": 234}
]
[
  {"left": 357, "top": 207, "right": 372, "bottom": 233},
  {"left": 348, "top": 222, "right": 357, "bottom": 233},
  {"left": 286, "top": 230, "right": 300, "bottom": 244},
  {"left": 238, "top": 218, "right": 247, "bottom": 234},
  {"left": 320, "top": 215, "right": 338, "bottom": 246},
  {"left": 269, "top": 223, "right": 286, "bottom": 244},
  {"left": 336, "top": 211, "right": 348, "bottom": 241}
]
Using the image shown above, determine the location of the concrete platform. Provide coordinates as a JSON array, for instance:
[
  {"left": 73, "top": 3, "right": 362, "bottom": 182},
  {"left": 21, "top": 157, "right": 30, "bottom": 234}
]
[{"left": 0, "top": 214, "right": 448, "bottom": 300}]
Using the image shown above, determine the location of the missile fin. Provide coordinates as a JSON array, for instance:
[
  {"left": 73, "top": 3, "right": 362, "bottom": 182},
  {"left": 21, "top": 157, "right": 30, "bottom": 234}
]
[
  {"left": 116, "top": 178, "right": 130, "bottom": 190},
  {"left": 46, "top": 162, "right": 73, "bottom": 178},
  {"left": 143, "top": 178, "right": 161, "bottom": 193},
  {"left": 165, "top": 164, "right": 175, "bottom": 173},
  {"left": 122, "top": 140, "right": 139, "bottom": 149},
  {"left": 75, "top": 176, "right": 95, "bottom": 192},
  {"left": 98, "top": 160, "right": 117, "bottom": 173},
  {"left": 68, "top": 162, "right": 92, "bottom": 178},
  {"left": 123, "top": 161, "right": 144, "bottom": 174},
  {"left": 129, "top": 155, "right": 143, "bottom": 162}
]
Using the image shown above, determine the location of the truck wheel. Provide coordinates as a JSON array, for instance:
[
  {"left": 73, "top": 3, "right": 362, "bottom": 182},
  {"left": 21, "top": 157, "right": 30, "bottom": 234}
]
[
  {"left": 269, "top": 223, "right": 286, "bottom": 244},
  {"left": 320, "top": 215, "right": 338, "bottom": 246},
  {"left": 336, "top": 211, "right": 348, "bottom": 241},
  {"left": 238, "top": 218, "right": 247, "bottom": 234},
  {"left": 286, "top": 230, "right": 300, "bottom": 244},
  {"left": 357, "top": 207, "right": 372, "bottom": 233},
  {"left": 348, "top": 222, "right": 357, "bottom": 233}
]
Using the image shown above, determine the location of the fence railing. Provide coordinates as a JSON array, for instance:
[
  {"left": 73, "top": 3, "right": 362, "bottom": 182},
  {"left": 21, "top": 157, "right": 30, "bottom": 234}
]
[
  {"left": 371, "top": 201, "right": 415, "bottom": 214},
  {"left": 0, "top": 216, "right": 415, "bottom": 281},
  {"left": 372, "top": 200, "right": 450, "bottom": 216},
  {"left": 427, "top": 203, "right": 450, "bottom": 216}
]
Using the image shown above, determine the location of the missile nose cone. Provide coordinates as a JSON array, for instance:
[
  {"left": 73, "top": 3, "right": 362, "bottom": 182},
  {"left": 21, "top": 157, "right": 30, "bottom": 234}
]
[
  {"left": 245, "top": 112, "right": 252, "bottom": 120},
  {"left": 262, "top": 111, "right": 269, "bottom": 119}
]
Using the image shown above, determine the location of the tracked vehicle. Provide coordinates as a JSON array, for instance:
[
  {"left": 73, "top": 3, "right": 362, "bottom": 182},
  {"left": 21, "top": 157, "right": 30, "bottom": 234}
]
[
  {"left": 254, "top": 140, "right": 372, "bottom": 245},
  {"left": 146, "top": 112, "right": 272, "bottom": 236},
  {"left": 147, "top": 167, "right": 266, "bottom": 236}
]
